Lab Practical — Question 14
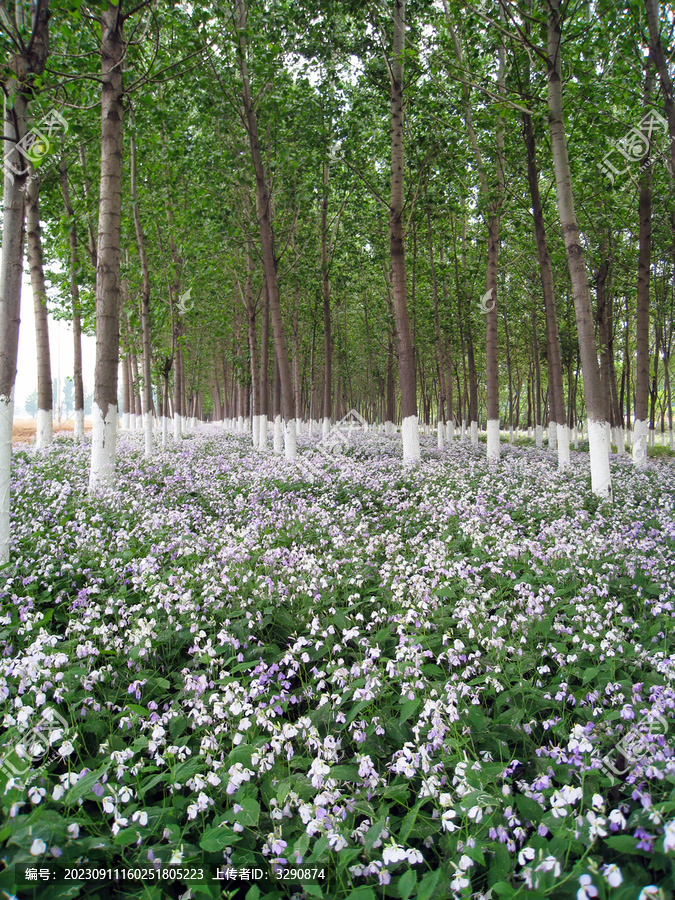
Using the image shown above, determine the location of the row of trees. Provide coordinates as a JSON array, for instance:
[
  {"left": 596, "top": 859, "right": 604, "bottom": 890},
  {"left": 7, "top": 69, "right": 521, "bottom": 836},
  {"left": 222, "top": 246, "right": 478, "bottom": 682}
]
[{"left": 2, "top": 0, "right": 675, "bottom": 561}]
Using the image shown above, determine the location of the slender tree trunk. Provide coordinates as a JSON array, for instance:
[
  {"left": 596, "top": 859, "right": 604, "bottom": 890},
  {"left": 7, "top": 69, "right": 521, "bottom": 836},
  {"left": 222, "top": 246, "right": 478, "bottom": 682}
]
[
  {"left": 89, "top": 1, "right": 125, "bottom": 491},
  {"left": 523, "top": 106, "right": 568, "bottom": 465},
  {"left": 129, "top": 105, "right": 153, "bottom": 457},
  {"left": 235, "top": 0, "right": 296, "bottom": 458},
  {"left": 259, "top": 275, "right": 269, "bottom": 448},
  {"left": 635, "top": 67, "right": 654, "bottom": 468},
  {"left": 644, "top": 0, "right": 675, "bottom": 178},
  {"left": 389, "top": 0, "right": 419, "bottom": 461},
  {"left": 244, "top": 242, "right": 261, "bottom": 450},
  {"left": 25, "top": 176, "right": 53, "bottom": 449},
  {"left": 321, "top": 161, "right": 332, "bottom": 438},
  {"left": 59, "top": 160, "right": 85, "bottom": 441},
  {"left": 0, "top": 2, "right": 50, "bottom": 561},
  {"left": 546, "top": 0, "right": 610, "bottom": 497},
  {"left": 427, "top": 207, "right": 445, "bottom": 448},
  {"left": 273, "top": 351, "right": 282, "bottom": 453}
]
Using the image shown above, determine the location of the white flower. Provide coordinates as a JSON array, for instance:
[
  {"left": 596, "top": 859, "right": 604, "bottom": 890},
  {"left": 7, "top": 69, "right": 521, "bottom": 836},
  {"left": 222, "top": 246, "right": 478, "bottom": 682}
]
[
  {"left": 518, "top": 847, "right": 535, "bottom": 866},
  {"left": 637, "top": 888, "right": 661, "bottom": 900},
  {"left": 382, "top": 843, "right": 407, "bottom": 866},
  {"left": 441, "top": 809, "right": 458, "bottom": 833},
  {"left": 30, "top": 839, "right": 47, "bottom": 856},
  {"left": 111, "top": 817, "right": 128, "bottom": 836},
  {"left": 536, "top": 856, "right": 561, "bottom": 877},
  {"left": 577, "top": 874, "right": 598, "bottom": 900},
  {"left": 327, "top": 832, "right": 348, "bottom": 852},
  {"left": 663, "top": 819, "right": 675, "bottom": 854},
  {"left": 169, "top": 846, "right": 184, "bottom": 865},
  {"left": 309, "top": 759, "right": 331, "bottom": 788},
  {"left": 132, "top": 810, "right": 148, "bottom": 826},
  {"left": 406, "top": 848, "right": 424, "bottom": 865},
  {"left": 67, "top": 824, "right": 80, "bottom": 839},
  {"left": 458, "top": 854, "right": 474, "bottom": 871},
  {"left": 601, "top": 864, "right": 623, "bottom": 888},
  {"left": 57, "top": 741, "right": 74, "bottom": 757}
]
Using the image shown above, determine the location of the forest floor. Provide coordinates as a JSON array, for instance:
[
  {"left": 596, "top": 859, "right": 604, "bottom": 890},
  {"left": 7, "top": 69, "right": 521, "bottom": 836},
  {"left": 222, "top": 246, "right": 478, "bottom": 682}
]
[
  {"left": 12, "top": 418, "right": 93, "bottom": 442},
  {"left": 1, "top": 428, "right": 674, "bottom": 899}
]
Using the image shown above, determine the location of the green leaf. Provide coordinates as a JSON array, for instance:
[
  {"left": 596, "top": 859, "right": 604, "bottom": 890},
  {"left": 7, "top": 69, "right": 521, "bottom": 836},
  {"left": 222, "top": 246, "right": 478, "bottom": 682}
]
[
  {"left": 398, "top": 869, "right": 416, "bottom": 899},
  {"left": 399, "top": 698, "right": 419, "bottom": 724},
  {"left": 345, "top": 889, "right": 376, "bottom": 900},
  {"left": 417, "top": 870, "right": 440, "bottom": 900},
  {"left": 364, "top": 816, "right": 387, "bottom": 852},
  {"left": 200, "top": 826, "right": 236, "bottom": 852},
  {"left": 234, "top": 798, "right": 260, "bottom": 827}
]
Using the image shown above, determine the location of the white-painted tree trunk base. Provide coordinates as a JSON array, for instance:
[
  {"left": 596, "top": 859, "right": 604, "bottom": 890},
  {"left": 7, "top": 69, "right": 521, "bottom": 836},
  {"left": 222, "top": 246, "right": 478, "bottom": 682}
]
[
  {"left": 0, "top": 392, "right": 14, "bottom": 564},
  {"left": 508, "top": 426, "right": 514, "bottom": 444},
  {"left": 437, "top": 424, "right": 444, "bottom": 449},
  {"left": 670, "top": 429, "right": 674, "bottom": 452},
  {"left": 284, "top": 418, "right": 297, "bottom": 460},
  {"left": 274, "top": 415, "right": 283, "bottom": 454},
  {"left": 615, "top": 427, "right": 625, "bottom": 456},
  {"left": 446, "top": 421, "right": 454, "bottom": 442},
  {"left": 322, "top": 418, "right": 331, "bottom": 439},
  {"left": 259, "top": 414, "right": 268, "bottom": 451},
  {"left": 385, "top": 420, "right": 394, "bottom": 435},
  {"left": 649, "top": 428, "right": 655, "bottom": 447},
  {"left": 161, "top": 416, "right": 168, "bottom": 449},
  {"left": 588, "top": 417, "right": 612, "bottom": 498},
  {"left": 549, "top": 424, "right": 558, "bottom": 452},
  {"left": 35, "top": 408, "right": 53, "bottom": 449},
  {"left": 527, "top": 427, "right": 532, "bottom": 440},
  {"left": 236, "top": 416, "right": 243, "bottom": 434},
  {"left": 401, "top": 415, "right": 421, "bottom": 462},
  {"left": 535, "top": 425, "right": 543, "bottom": 448},
  {"left": 557, "top": 423, "right": 570, "bottom": 469},
  {"left": 487, "top": 419, "right": 500, "bottom": 460},
  {"left": 470, "top": 421, "right": 478, "bottom": 446},
  {"left": 191, "top": 416, "right": 197, "bottom": 429},
  {"left": 74, "top": 409, "right": 85, "bottom": 441},
  {"left": 88, "top": 402, "right": 118, "bottom": 492},
  {"left": 121, "top": 412, "right": 129, "bottom": 431},
  {"left": 143, "top": 412, "right": 153, "bottom": 458},
  {"left": 173, "top": 415, "right": 181, "bottom": 440},
  {"left": 252, "top": 415, "right": 261, "bottom": 449},
  {"left": 633, "top": 419, "right": 648, "bottom": 468}
]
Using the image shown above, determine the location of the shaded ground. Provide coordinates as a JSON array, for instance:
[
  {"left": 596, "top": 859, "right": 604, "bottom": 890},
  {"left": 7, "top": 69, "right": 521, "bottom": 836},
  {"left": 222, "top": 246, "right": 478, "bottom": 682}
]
[{"left": 12, "top": 419, "right": 92, "bottom": 442}]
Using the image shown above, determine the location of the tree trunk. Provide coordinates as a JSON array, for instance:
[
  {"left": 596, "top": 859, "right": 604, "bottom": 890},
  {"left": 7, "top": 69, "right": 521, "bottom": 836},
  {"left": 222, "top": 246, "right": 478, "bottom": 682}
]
[
  {"left": 89, "top": 1, "right": 125, "bottom": 491},
  {"left": 59, "top": 160, "right": 85, "bottom": 441},
  {"left": 389, "top": 0, "right": 419, "bottom": 461},
  {"left": 321, "top": 161, "right": 332, "bottom": 438},
  {"left": 129, "top": 105, "right": 153, "bottom": 457},
  {"left": 546, "top": 0, "right": 610, "bottom": 498},
  {"left": 0, "top": 1, "right": 50, "bottom": 562},
  {"left": 235, "top": 0, "right": 296, "bottom": 458},
  {"left": 635, "top": 67, "right": 654, "bottom": 468},
  {"left": 522, "top": 105, "right": 568, "bottom": 465},
  {"left": 644, "top": 0, "right": 675, "bottom": 178},
  {"left": 26, "top": 175, "right": 53, "bottom": 449},
  {"left": 259, "top": 275, "right": 269, "bottom": 448}
]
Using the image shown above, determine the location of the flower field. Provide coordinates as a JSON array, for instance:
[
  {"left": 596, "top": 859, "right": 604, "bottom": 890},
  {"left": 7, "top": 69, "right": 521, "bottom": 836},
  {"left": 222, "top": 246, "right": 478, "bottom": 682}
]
[{"left": 2, "top": 430, "right": 675, "bottom": 900}]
